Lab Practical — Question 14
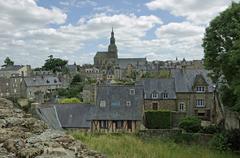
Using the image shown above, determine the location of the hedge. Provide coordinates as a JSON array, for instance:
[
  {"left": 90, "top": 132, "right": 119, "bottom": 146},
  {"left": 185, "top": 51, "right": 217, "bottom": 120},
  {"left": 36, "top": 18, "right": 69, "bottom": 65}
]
[{"left": 145, "top": 110, "right": 171, "bottom": 129}]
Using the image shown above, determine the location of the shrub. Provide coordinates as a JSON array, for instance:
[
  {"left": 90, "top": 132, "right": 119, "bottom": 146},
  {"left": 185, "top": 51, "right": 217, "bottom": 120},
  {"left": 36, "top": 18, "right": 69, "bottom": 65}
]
[
  {"left": 145, "top": 110, "right": 171, "bottom": 129},
  {"left": 178, "top": 116, "right": 201, "bottom": 133},
  {"left": 200, "top": 125, "right": 221, "bottom": 134},
  {"left": 210, "top": 133, "right": 229, "bottom": 151},
  {"left": 226, "top": 129, "right": 240, "bottom": 151},
  {"left": 58, "top": 97, "right": 81, "bottom": 104}
]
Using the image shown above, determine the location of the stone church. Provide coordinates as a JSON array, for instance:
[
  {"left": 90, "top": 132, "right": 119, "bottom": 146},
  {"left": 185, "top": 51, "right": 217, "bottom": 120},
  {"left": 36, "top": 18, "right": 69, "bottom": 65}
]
[{"left": 94, "top": 28, "right": 118, "bottom": 69}]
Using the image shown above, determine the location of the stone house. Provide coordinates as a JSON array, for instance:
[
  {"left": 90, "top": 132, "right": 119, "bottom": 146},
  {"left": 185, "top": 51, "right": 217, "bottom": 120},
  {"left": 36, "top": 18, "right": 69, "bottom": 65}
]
[
  {"left": 141, "top": 78, "right": 177, "bottom": 111},
  {"left": 0, "top": 65, "right": 32, "bottom": 78},
  {"left": 22, "top": 75, "right": 62, "bottom": 103},
  {"left": 171, "top": 69, "right": 215, "bottom": 121},
  {"left": 82, "top": 67, "right": 103, "bottom": 81},
  {"left": 89, "top": 84, "right": 144, "bottom": 132},
  {"left": 0, "top": 75, "right": 23, "bottom": 98}
]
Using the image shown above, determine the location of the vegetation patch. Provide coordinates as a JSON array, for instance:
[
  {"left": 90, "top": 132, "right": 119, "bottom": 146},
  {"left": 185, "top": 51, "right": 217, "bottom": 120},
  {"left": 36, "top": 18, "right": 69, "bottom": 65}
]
[
  {"left": 145, "top": 110, "right": 171, "bottom": 129},
  {"left": 58, "top": 97, "right": 81, "bottom": 104},
  {"left": 71, "top": 132, "right": 239, "bottom": 158},
  {"left": 178, "top": 116, "right": 201, "bottom": 133}
]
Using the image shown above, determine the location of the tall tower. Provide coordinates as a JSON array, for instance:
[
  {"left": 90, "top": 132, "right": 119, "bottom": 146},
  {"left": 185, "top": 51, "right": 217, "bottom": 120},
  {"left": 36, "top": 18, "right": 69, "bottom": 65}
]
[{"left": 108, "top": 28, "right": 118, "bottom": 58}]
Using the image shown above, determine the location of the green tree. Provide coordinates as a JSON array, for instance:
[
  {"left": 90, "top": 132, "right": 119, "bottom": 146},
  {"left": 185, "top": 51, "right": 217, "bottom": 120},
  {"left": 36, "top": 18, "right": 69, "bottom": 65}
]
[
  {"left": 2, "top": 57, "right": 14, "bottom": 67},
  {"left": 42, "top": 55, "right": 68, "bottom": 73},
  {"left": 202, "top": 2, "right": 240, "bottom": 111}
]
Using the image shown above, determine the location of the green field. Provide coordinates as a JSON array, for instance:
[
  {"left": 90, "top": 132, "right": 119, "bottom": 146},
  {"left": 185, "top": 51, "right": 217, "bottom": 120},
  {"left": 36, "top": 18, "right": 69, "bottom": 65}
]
[{"left": 71, "top": 132, "right": 239, "bottom": 158}]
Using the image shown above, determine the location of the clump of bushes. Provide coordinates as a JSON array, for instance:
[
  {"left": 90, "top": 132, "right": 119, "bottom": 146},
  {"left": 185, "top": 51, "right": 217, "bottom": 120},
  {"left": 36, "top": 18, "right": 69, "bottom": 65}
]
[
  {"left": 178, "top": 116, "right": 201, "bottom": 133},
  {"left": 58, "top": 97, "right": 81, "bottom": 104},
  {"left": 210, "top": 129, "right": 240, "bottom": 151},
  {"left": 145, "top": 110, "right": 171, "bottom": 129},
  {"left": 200, "top": 125, "right": 221, "bottom": 134}
]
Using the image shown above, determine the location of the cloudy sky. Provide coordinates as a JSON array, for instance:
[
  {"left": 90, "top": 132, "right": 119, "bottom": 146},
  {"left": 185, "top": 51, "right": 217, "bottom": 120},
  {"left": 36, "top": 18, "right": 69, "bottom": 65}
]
[{"left": 0, "top": 0, "right": 238, "bottom": 67}]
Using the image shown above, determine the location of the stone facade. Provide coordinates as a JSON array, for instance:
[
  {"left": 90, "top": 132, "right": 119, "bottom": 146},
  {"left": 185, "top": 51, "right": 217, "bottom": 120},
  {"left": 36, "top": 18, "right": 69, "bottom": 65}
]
[
  {"left": 144, "top": 99, "right": 177, "bottom": 111},
  {"left": 0, "top": 76, "right": 23, "bottom": 99}
]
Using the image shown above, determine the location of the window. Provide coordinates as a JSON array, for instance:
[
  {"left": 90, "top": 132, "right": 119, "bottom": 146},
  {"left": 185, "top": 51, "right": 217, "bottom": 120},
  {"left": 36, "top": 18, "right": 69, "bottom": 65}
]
[
  {"left": 179, "top": 102, "right": 186, "bottom": 112},
  {"left": 126, "top": 101, "right": 131, "bottom": 107},
  {"left": 111, "top": 101, "right": 120, "bottom": 107},
  {"left": 116, "top": 121, "right": 123, "bottom": 129},
  {"left": 14, "top": 89, "right": 17, "bottom": 93},
  {"left": 196, "top": 86, "right": 205, "bottom": 92},
  {"left": 130, "top": 89, "right": 135, "bottom": 95},
  {"left": 6, "top": 82, "right": 9, "bottom": 86},
  {"left": 100, "top": 100, "right": 106, "bottom": 108},
  {"left": 196, "top": 99, "right": 205, "bottom": 107},
  {"left": 162, "top": 93, "right": 168, "bottom": 99},
  {"left": 100, "top": 121, "right": 108, "bottom": 129},
  {"left": 152, "top": 92, "right": 158, "bottom": 99},
  {"left": 152, "top": 102, "right": 158, "bottom": 110}
]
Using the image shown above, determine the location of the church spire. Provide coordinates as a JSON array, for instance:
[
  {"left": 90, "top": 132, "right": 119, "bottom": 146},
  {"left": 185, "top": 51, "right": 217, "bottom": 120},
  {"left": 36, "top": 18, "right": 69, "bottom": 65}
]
[{"left": 110, "top": 27, "right": 115, "bottom": 45}]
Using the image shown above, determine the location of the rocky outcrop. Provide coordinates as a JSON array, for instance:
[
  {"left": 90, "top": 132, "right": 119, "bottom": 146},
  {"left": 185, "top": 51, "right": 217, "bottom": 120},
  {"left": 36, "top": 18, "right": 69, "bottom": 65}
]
[{"left": 0, "top": 98, "right": 105, "bottom": 158}]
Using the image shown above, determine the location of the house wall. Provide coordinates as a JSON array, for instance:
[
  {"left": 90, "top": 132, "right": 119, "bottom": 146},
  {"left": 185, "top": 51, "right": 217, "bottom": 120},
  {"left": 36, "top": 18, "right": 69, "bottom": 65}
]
[
  {"left": 91, "top": 120, "right": 141, "bottom": 133},
  {"left": 144, "top": 99, "right": 177, "bottom": 111},
  {"left": 177, "top": 92, "right": 214, "bottom": 121}
]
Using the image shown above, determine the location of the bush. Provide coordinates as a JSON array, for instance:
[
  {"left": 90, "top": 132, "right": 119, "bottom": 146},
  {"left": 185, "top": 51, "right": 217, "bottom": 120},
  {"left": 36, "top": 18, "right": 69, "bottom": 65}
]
[
  {"left": 58, "top": 97, "right": 81, "bottom": 104},
  {"left": 200, "top": 125, "right": 221, "bottom": 134},
  {"left": 145, "top": 110, "right": 171, "bottom": 129},
  {"left": 210, "top": 133, "right": 229, "bottom": 151},
  {"left": 178, "top": 116, "right": 201, "bottom": 133},
  {"left": 226, "top": 129, "right": 240, "bottom": 151}
]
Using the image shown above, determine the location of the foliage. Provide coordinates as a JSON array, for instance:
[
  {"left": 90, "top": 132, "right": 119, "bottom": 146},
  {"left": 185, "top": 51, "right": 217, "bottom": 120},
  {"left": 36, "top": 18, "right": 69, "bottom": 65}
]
[
  {"left": 2, "top": 57, "right": 14, "bottom": 67},
  {"left": 200, "top": 125, "right": 221, "bottom": 134},
  {"left": 173, "top": 133, "right": 199, "bottom": 144},
  {"left": 225, "top": 129, "right": 240, "bottom": 151},
  {"left": 145, "top": 110, "right": 171, "bottom": 129},
  {"left": 57, "top": 84, "right": 83, "bottom": 98},
  {"left": 178, "top": 116, "right": 201, "bottom": 133},
  {"left": 71, "top": 74, "right": 83, "bottom": 84},
  {"left": 58, "top": 97, "right": 81, "bottom": 104},
  {"left": 42, "top": 55, "right": 68, "bottom": 73},
  {"left": 210, "top": 133, "right": 230, "bottom": 151},
  {"left": 202, "top": 2, "right": 240, "bottom": 112},
  {"left": 71, "top": 132, "right": 238, "bottom": 158}
]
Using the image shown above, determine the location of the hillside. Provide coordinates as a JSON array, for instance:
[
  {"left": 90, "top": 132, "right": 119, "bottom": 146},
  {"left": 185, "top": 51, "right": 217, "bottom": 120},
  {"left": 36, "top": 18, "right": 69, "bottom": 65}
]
[{"left": 0, "top": 98, "right": 105, "bottom": 158}]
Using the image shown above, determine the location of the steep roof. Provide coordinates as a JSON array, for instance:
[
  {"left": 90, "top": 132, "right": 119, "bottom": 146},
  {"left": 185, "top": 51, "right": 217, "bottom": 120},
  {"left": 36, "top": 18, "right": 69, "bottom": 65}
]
[
  {"left": 89, "top": 85, "right": 144, "bottom": 121},
  {"left": 37, "top": 104, "right": 95, "bottom": 129},
  {"left": 55, "top": 104, "right": 94, "bottom": 128},
  {"left": 24, "top": 76, "right": 61, "bottom": 87},
  {"left": 171, "top": 69, "right": 214, "bottom": 92},
  {"left": 94, "top": 51, "right": 108, "bottom": 58},
  {"left": 0, "top": 65, "right": 23, "bottom": 71},
  {"left": 141, "top": 78, "right": 176, "bottom": 99}
]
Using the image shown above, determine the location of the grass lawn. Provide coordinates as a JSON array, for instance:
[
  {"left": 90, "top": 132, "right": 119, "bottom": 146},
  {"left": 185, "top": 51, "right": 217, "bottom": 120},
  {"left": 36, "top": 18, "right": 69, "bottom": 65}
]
[{"left": 71, "top": 132, "right": 239, "bottom": 158}]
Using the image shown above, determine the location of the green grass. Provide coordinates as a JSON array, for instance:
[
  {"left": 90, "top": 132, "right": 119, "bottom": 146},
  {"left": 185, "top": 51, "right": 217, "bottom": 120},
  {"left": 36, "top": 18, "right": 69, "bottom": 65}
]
[{"left": 71, "top": 132, "right": 239, "bottom": 158}]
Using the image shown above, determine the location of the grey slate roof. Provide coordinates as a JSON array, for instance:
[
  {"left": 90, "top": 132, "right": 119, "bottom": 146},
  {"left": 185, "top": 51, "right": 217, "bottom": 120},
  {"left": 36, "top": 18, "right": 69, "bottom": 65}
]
[
  {"left": 24, "top": 76, "right": 61, "bottom": 87},
  {"left": 36, "top": 106, "right": 62, "bottom": 130},
  {"left": 89, "top": 85, "right": 144, "bottom": 121},
  {"left": 141, "top": 78, "right": 176, "bottom": 99},
  {"left": 116, "top": 58, "right": 147, "bottom": 69},
  {"left": 171, "top": 69, "right": 214, "bottom": 92},
  {"left": 37, "top": 104, "right": 95, "bottom": 129},
  {"left": 55, "top": 104, "right": 94, "bottom": 128},
  {"left": 0, "top": 65, "right": 23, "bottom": 71}
]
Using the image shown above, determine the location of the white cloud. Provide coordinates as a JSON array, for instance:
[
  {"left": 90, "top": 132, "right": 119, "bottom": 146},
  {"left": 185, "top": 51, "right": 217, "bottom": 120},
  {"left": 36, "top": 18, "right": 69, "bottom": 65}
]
[{"left": 146, "top": 0, "right": 238, "bottom": 24}]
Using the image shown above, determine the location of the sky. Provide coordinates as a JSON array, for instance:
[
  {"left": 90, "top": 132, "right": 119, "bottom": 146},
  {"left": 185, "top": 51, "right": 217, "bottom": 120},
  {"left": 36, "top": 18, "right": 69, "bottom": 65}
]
[{"left": 0, "top": 0, "right": 239, "bottom": 67}]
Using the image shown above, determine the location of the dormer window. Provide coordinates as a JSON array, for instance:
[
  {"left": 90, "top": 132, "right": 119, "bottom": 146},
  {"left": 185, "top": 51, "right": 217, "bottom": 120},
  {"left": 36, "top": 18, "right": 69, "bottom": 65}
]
[
  {"left": 100, "top": 100, "right": 106, "bottom": 108},
  {"left": 196, "top": 86, "right": 205, "bottom": 92},
  {"left": 152, "top": 92, "right": 158, "bottom": 99},
  {"left": 54, "top": 79, "right": 57, "bottom": 83},
  {"left": 126, "top": 101, "right": 131, "bottom": 107},
  {"left": 46, "top": 80, "right": 50, "bottom": 83},
  {"left": 130, "top": 89, "right": 135, "bottom": 95},
  {"left": 162, "top": 93, "right": 168, "bottom": 99}
]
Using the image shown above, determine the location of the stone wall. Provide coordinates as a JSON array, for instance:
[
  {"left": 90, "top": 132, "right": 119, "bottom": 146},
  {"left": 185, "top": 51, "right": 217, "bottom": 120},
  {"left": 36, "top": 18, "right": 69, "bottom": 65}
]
[
  {"left": 0, "top": 98, "right": 105, "bottom": 158},
  {"left": 144, "top": 99, "right": 177, "bottom": 111},
  {"left": 225, "top": 109, "right": 240, "bottom": 130}
]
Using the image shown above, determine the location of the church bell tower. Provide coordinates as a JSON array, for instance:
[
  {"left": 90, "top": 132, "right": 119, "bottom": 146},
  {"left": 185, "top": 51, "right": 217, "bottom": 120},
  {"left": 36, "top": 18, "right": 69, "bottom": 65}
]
[{"left": 108, "top": 28, "right": 118, "bottom": 58}]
